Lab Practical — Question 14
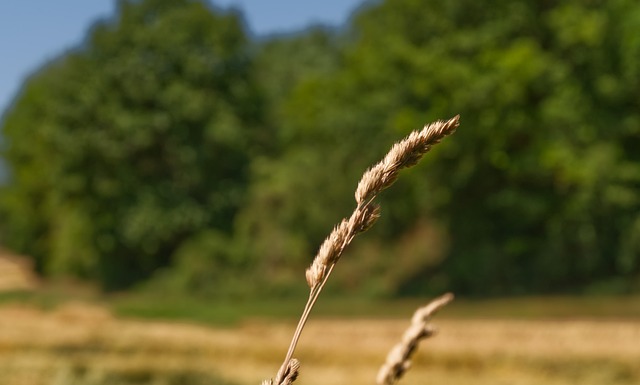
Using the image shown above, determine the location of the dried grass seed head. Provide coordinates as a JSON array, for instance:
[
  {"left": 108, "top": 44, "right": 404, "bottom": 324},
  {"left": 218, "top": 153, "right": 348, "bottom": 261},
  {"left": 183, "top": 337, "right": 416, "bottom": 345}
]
[
  {"left": 351, "top": 203, "right": 381, "bottom": 234},
  {"left": 305, "top": 263, "right": 325, "bottom": 288},
  {"left": 305, "top": 219, "right": 352, "bottom": 287},
  {"left": 281, "top": 358, "right": 300, "bottom": 385},
  {"left": 355, "top": 165, "right": 387, "bottom": 205},
  {"left": 355, "top": 115, "right": 459, "bottom": 205},
  {"left": 411, "top": 292, "right": 454, "bottom": 324}
]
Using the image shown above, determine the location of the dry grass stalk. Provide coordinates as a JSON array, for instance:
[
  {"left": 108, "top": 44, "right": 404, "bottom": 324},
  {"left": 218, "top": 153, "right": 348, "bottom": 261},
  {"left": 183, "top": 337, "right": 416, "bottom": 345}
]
[
  {"left": 265, "top": 115, "right": 460, "bottom": 385},
  {"left": 376, "top": 293, "right": 455, "bottom": 385},
  {"left": 263, "top": 359, "right": 300, "bottom": 385}
]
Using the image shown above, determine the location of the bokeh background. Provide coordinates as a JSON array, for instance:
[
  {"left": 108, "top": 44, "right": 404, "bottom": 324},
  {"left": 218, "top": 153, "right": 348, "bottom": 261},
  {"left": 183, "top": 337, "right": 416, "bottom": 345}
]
[{"left": 0, "top": 1, "right": 639, "bottom": 384}]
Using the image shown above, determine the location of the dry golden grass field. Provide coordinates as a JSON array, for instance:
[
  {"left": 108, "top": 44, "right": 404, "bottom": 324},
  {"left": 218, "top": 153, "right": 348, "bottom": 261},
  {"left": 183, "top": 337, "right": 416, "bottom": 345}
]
[{"left": 1, "top": 301, "right": 639, "bottom": 385}]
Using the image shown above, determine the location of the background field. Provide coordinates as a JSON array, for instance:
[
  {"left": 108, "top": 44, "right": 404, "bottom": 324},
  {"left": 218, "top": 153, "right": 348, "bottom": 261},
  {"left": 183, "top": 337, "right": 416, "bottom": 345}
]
[
  {"left": 1, "top": 294, "right": 639, "bottom": 385},
  {"left": 1, "top": 1, "right": 639, "bottom": 384}
]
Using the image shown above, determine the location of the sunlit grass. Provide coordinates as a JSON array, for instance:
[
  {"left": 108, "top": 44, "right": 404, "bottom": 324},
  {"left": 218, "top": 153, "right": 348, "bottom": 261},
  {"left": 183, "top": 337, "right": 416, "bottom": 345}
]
[{"left": 1, "top": 295, "right": 639, "bottom": 385}]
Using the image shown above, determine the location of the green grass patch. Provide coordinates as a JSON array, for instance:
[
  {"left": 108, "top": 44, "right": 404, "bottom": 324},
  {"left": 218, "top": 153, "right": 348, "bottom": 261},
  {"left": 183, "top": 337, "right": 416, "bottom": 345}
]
[
  {"left": 3, "top": 286, "right": 640, "bottom": 325},
  {"left": 0, "top": 289, "right": 78, "bottom": 310},
  {"left": 110, "top": 293, "right": 305, "bottom": 326},
  {"left": 109, "top": 292, "right": 640, "bottom": 326},
  {"left": 443, "top": 295, "right": 640, "bottom": 320}
]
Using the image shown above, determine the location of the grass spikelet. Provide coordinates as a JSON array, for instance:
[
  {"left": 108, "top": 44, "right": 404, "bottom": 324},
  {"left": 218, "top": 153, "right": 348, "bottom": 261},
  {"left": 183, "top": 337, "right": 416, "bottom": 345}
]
[
  {"left": 264, "top": 116, "right": 460, "bottom": 385},
  {"left": 376, "top": 293, "right": 455, "bottom": 385},
  {"left": 355, "top": 115, "right": 459, "bottom": 205}
]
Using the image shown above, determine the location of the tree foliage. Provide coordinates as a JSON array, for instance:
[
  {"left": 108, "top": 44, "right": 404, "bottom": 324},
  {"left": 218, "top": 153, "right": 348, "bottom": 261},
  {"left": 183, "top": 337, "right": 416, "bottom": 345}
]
[
  {"left": 242, "top": 0, "right": 640, "bottom": 296},
  {"left": 1, "top": 0, "right": 639, "bottom": 296},
  {"left": 0, "top": 0, "right": 266, "bottom": 289}
]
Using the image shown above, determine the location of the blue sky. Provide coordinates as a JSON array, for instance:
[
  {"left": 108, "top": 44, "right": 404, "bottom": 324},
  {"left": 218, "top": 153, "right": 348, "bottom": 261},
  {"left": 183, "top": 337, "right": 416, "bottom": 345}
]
[{"left": 0, "top": 0, "right": 366, "bottom": 118}]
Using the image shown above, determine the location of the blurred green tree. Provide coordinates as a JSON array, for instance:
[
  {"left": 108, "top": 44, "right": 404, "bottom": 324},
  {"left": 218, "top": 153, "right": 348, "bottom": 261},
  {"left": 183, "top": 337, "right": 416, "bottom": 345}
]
[
  {"left": 0, "top": 0, "right": 266, "bottom": 289},
  {"left": 244, "top": 0, "right": 640, "bottom": 296}
]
